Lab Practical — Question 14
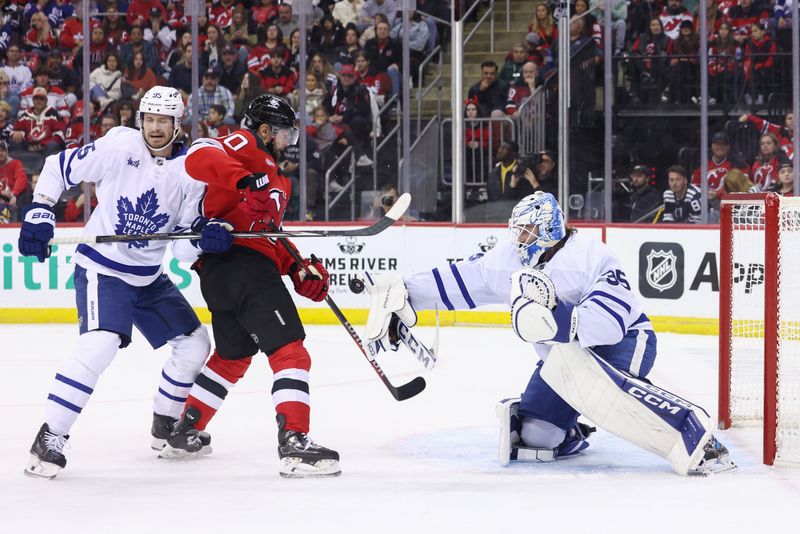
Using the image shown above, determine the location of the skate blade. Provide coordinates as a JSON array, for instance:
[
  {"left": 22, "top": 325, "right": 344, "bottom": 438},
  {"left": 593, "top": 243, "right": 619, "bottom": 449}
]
[
  {"left": 24, "top": 455, "right": 62, "bottom": 479},
  {"left": 158, "top": 444, "right": 213, "bottom": 460},
  {"left": 279, "top": 458, "right": 341, "bottom": 478},
  {"left": 691, "top": 457, "right": 737, "bottom": 476},
  {"left": 151, "top": 438, "right": 167, "bottom": 451}
]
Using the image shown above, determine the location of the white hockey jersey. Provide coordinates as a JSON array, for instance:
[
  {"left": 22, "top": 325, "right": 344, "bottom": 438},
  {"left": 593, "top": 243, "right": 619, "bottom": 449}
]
[
  {"left": 35, "top": 127, "right": 206, "bottom": 286},
  {"left": 404, "top": 231, "right": 652, "bottom": 353}
]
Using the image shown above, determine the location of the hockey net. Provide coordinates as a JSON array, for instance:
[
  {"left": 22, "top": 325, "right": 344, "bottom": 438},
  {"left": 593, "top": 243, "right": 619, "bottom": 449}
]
[{"left": 719, "top": 193, "right": 800, "bottom": 465}]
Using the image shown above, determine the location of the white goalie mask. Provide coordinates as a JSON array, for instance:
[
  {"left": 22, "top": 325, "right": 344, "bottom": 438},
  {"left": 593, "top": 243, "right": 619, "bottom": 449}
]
[
  {"left": 137, "top": 86, "right": 185, "bottom": 150},
  {"left": 508, "top": 192, "right": 566, "bottom": 266}
]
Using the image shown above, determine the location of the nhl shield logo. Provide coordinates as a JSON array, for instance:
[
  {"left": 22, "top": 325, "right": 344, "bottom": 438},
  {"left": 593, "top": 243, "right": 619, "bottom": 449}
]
[
  {"left": 645, "top": 250, "right": 678, "bottom": 292},
  {"left": 337, "top": 236, "right": 365, "bottom": 255},
  {"left": 638, "top": 242, "right": 684, "bottom": 299}
]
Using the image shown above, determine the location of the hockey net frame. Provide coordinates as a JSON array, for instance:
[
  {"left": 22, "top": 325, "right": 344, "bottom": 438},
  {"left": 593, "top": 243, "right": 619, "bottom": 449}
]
[{"left": 719, "top": 192, "right": 800, "bottom": 465}]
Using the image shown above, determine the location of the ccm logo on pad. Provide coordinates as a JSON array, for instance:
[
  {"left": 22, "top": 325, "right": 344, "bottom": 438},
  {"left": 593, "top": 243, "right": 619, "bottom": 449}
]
[{"left": 627, "top": 386, "right": 683, "bottom": 415}]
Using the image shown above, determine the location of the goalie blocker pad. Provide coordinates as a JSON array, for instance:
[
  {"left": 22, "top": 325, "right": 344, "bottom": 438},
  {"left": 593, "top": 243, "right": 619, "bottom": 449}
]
[{"left": 539, "top": 342, "right": 712, "bottom": 476}]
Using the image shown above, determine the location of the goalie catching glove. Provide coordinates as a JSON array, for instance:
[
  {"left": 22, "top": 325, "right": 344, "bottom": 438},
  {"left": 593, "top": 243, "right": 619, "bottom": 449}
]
[{"left": 510, "top": 268, "right": 577, "bottom": 345}]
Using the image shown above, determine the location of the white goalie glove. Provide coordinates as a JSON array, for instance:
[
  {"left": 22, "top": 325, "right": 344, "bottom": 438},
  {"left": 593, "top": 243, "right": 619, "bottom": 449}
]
[
  {"left": 363, "top": 272, "right": 418, "bottom": 345},
  {"left": 510, "top": 268, "right": 577, "bottom": 345}
]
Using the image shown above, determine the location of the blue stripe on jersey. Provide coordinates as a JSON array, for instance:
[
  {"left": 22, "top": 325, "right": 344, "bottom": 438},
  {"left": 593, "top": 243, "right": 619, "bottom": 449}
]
[
  {"left": 158, "top": 388, "right": 187, "bottom": 402},
  {"left": 161, "top": 370, "right": 193, "bottom": 388},
  {"left": 449, "top": 263, "right": 476, "bottom": 309},
  {"left": 47, "top": 394, "right": 82, "bottom": 414},
  {"left": 63, "top": 148, "right": 81, "bottom": 187},
  {"left": 55, "top": 373, "right": 94, "bottom": 395},
  {"left": 630, "top": 313, "right": 650, "bottom": 327},
  {"left": 432, "top": 268, "right": 455, "bottom": 311},
  {"left": 581, "top": 290, "right": 631, "bottom": 313},
  {"left": 588, "top": 298, "right": 626, "bottom": 335},
  {"left": 77, "top": 244, "right": 161, "bottom": 276}
]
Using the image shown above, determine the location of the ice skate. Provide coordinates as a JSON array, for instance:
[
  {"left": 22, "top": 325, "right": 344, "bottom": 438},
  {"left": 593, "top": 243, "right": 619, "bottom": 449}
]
[
  {"left": 151, "top": 412, "right": 178, "bottom": 451},
  {"left": 159, "top": 407, "right": 212, "bottom": 459},
  {"left": 277, "top": 414, "right": 341, "bottom": 478},
  {"left": 555, "top": 422, "right": 596, "bottom": 458},
  {"left": 24, "top": 423, "right": 69, "bottom": 479},
  {"left": 690, "top": 435, "right": 736, "bottom": 476}
]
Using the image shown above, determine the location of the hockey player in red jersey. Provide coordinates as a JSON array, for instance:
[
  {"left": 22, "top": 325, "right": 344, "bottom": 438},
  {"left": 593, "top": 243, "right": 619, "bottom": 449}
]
[{"left": 165, "top": 94, "right": 340, "bottom": 478}]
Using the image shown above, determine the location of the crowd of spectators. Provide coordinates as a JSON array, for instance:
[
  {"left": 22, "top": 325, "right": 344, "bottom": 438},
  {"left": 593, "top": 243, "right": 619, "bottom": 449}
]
[{"left": 0, "top": 0, "right": 451, "bottom": 222}]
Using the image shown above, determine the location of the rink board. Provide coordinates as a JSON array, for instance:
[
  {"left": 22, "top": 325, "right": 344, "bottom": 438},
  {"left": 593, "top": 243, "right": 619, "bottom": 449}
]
[{"left": 0, "top": 224, "right": 724, "bottom": 334}]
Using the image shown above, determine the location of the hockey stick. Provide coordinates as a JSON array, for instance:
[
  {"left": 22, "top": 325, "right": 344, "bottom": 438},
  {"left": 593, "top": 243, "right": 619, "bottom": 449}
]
[
  {"left": 278, "top": 245, "right": 426, "bottom": 401},
  {"left": 349, "top": 276, "right": 439, "bottom": 370},
  {"left": 48, "top": 193, "right": 411, "bottom": 246}
]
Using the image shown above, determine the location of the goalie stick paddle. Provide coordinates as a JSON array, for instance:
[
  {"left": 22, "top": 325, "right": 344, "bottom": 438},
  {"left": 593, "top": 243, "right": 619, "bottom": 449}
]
[{"left": 47, "top": 193, "right": 412, "bottom": 245}]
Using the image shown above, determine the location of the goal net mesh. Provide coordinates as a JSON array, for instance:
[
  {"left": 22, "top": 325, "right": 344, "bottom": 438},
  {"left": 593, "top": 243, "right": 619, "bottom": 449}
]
[{"left": 728, "top": 198, "right": 800, "bottom": 462}]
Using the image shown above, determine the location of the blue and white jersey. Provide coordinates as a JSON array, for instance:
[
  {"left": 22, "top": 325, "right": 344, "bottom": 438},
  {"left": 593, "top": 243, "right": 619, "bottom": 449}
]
[
  {"left": 34, "top": 126, "right": 207, "bottom": 286},
  {"left": 405, "top": 231, "right": 652, "bottom": 352}
]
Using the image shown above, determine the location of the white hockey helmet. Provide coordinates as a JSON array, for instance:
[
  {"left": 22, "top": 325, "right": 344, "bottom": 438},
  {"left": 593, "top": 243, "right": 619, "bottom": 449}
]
[
  {"left": 508, "top": 192, "right": 566, "bottom": 266},
  {"left": 137, "top": 86, "right": 185, "bottom": 147}
]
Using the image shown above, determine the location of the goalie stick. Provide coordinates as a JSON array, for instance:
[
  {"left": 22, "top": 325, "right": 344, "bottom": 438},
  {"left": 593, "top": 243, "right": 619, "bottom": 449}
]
[
  {"left": 349, "top": 277, "right": 439, "bottom": 370},
  {"left": 48, "top": 193, "right": 412, "bottom": 246}
]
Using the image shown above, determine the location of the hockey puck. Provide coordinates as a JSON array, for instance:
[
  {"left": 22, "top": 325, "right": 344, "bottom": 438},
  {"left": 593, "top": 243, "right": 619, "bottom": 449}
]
[{"left": 349, "top": 277, "right": 365, "bottom": 294}]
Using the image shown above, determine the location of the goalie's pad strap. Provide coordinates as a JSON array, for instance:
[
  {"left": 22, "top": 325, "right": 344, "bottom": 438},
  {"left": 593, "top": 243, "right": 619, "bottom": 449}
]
[{"left": 539, "top": 342, "right": 712, "bottom": 475}]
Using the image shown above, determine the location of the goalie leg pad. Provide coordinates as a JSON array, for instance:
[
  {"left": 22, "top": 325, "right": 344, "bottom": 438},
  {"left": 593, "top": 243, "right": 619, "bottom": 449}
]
[{"left": 539, "top": 342, "right": 713, "bottom": 476}]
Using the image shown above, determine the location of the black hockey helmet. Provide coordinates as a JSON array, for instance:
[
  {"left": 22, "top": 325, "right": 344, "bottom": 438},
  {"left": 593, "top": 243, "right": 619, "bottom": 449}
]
[{"left": 243, "top": 94, "right": 299, "bottom": 145}]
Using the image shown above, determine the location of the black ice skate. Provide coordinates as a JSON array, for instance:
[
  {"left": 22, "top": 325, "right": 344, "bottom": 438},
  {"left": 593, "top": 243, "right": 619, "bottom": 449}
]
[
  {"left": 24, "top": 423, "right": 69, "bottom": 479},
  {"left": 159, "top": 407, "right": 212, "bottom": 459},
  {"left": 691, "top": 435, "right": 736, "bottom": 475},
  {"left": 151, "top": 412, "right": 178, "bottom": 451},
  {"left": 277, "top": 414, "right": 341, "bottom": 478}
]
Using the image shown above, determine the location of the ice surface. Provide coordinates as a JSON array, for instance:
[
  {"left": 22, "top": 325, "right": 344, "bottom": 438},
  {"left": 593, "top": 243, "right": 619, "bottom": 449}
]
[{"left": 1, "top": 325, "right": 798, "bottom": 533}]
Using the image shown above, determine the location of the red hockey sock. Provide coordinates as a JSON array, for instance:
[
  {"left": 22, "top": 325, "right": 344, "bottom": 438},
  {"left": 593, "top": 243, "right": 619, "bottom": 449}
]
[
  {"left": 184, "top": 350, "right": 252, "bottom": 431},
  {"left": 268, "top": 340, "right": 312, "bottom": 434}
]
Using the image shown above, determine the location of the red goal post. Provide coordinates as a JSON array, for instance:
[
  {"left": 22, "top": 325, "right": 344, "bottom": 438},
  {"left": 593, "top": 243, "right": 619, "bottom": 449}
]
[{"left": 719, "top": 193, "right": 800, "bottom": 465}]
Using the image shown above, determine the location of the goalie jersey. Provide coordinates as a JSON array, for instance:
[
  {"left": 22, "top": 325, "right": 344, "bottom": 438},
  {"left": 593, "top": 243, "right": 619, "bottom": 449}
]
[
  {"left": 404, "top": 231, "right": 652, "bottom": 352},
  {"left": 33, "top": 126, "right": 206, "bottom": 286}
]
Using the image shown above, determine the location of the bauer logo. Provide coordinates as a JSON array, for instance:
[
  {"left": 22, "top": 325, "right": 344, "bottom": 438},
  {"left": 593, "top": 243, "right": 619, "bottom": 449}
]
[{"left": 639, "top": 242, "right": 684, "bottom": 299}]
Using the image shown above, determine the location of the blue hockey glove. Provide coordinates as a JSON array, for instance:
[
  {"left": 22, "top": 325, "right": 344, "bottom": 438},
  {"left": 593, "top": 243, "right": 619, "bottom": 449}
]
[
  {"left": 19, "top": 203, "right": 56, "bottom": 262},
  {"left": 191, "top": 217, "right": 234, "bottom": 254}
]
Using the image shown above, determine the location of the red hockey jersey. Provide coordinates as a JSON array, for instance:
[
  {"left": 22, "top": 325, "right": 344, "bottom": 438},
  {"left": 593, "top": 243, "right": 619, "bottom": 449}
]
[{"left": 185, "top": 129, "right": 297, "bottom": 274}]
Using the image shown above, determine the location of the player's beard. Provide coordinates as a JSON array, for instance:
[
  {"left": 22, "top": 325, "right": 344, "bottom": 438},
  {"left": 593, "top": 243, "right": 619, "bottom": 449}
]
[{"left": 145, "top": 130, "right": 171, "bottom": 150}]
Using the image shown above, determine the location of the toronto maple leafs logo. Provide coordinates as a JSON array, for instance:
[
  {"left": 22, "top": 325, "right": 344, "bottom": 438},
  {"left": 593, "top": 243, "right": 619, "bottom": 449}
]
[{"left": 115, "top": 188, "right": 170, "bottom": 248}]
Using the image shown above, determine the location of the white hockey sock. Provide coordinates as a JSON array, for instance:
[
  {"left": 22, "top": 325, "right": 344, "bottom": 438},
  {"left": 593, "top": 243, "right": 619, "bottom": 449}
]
[
  {"left": 153, "top": 326, "right": 211, "bottom": 418},
  {"left": 45, "top": 330, "right": 121, "bottom": 435}
]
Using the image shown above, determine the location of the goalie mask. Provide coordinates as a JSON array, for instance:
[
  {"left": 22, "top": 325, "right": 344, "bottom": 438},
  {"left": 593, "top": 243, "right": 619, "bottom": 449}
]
[
  {"left": 509, "top": 192, "right": 566, "bottom": 266},
  {"left": 137, "top": 86, "right": 185, "bottom": 150}
]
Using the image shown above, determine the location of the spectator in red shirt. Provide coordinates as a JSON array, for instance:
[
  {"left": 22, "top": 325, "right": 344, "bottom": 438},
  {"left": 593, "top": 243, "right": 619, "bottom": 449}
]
[
  {"left": 505, "top": 61, "right": 540, "bottom": 116},
  {"left": 24, "top": 11, "right": 56, "bottom": 57},
  {"left": 253, "top": 0, "right": 279, "bottom": 28},
  {"left": 127, "top": 0, "right": 167, "bottom": 28},
  {"left": 0, "top": 140, "right": 28, "bottom": 217},
  {"left": 259, "top": 46, "right": 296, "bottom": 96},
  {"left": 102, "top": 2, "right": 131, "bottom": 48},
  {"left": 743, "top": 22, "right": 776, "bottom": 106},
  {"left": 740, "top": 111, "right": 795, "bottom": 156},
  {"left": 691, "top": 132, "right": 750, "bottom": 200},
  {"left": 354, "top": 49, "right": 390, "bottom": 104},
  {"left": 528, "top": 3, "right": 557, "bottom": 55},
  {"left": 751, "top": 132, "right": 782, "bottom": 192},
  {"left": 63, "top": 182, "right": 97, "bottom": 222},
  {"left": 10, "top": 86, "right": 66, "bottom": 156},
  {"left": 729, "top": 0, "right": 770, "bottom": 44}
]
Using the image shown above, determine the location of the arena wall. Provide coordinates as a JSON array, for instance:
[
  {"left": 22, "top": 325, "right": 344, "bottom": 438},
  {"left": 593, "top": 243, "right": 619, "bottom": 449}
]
[{"left": 0, "top": 223, "right": 728, "bottom": 335}]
